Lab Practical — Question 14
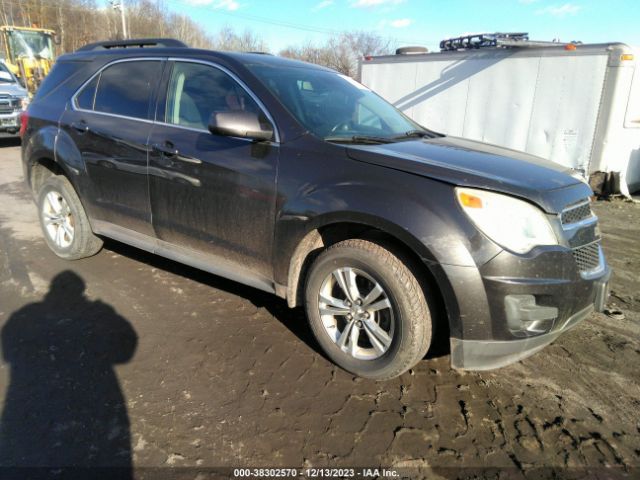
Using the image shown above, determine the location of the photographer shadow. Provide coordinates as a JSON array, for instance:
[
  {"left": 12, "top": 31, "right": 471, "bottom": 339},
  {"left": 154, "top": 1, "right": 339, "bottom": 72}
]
[{"left": 0, "top": 271, "right": 137, "bottom": 477}]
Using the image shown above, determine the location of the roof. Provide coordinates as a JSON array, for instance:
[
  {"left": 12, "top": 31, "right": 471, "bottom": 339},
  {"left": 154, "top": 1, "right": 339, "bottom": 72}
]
[
  {"left": 362, "top": 42, "right": 634, "bottom": 65},
  {"left": 62, "top": 39, "right": 331, "bottom": 73},
  {"left": 0, "top": 25, "right": 56, "bottom": 34}
]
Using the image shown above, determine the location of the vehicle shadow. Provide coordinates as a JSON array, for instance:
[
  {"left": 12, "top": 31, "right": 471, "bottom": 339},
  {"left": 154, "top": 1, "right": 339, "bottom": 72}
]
[
  {"left": 103, "top": 239, "right": 322, "bottom": 355},
  {"left": 0, "top": 271, "right": 137, "bottom": 478},
  {"left": 0, "top": 137, "right": 20, "bottom": 148},
  {"left": 102, "top": 239, "right": 449, "bottom": 363}
]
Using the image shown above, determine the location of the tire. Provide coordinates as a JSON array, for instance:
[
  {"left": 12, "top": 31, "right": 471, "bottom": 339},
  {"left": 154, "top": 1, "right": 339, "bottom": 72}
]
[
  {"left": 37, "top": 175, "right": 103, "bottom": 260},
  {"left": 304, "top": 239, "right": 432, "bottom": 380}
]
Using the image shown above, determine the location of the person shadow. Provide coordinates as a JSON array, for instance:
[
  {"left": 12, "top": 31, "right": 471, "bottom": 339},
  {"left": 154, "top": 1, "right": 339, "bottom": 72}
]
[{"left": 0, "top": 271, "right": 137, "bottom": 479}]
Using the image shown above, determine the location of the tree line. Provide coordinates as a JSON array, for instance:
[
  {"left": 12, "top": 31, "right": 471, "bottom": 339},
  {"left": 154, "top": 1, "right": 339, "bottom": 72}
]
[{"left": 0, "top": 0, "right": 394, "bottom": 79}]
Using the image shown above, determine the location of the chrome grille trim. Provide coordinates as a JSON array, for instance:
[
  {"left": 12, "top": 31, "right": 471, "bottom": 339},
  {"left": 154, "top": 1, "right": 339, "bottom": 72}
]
[
  {"left": 561, "top": 200, "right": 593, "bottom": 225},
  {"left": 572, "top": 241, "right": 605, "bottom": 278}
]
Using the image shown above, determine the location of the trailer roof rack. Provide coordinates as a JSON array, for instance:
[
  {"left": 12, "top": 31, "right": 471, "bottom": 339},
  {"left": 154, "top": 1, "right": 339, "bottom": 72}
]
[
  {"left": 77, "top": 38, "right": 188, "bottom": 52},
  {"left": 439, "top": 32, "right": 570, "bottom": 51}
]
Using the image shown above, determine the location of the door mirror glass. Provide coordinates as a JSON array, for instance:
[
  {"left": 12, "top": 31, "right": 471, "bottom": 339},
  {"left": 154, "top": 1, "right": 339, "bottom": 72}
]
[{"left": 208, "top": 111, "right": 274, "bottom": 141}]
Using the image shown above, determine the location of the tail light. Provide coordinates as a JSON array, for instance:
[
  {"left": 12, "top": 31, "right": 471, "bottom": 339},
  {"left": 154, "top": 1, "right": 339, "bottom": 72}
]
[{"left": 19, "top": 111, "right": 28, "bottom": 137}]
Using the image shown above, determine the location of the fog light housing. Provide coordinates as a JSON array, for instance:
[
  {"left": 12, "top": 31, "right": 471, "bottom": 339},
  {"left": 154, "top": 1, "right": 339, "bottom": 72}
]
[{"left": 505, "top": 295, "right": 558, "bottom": 337}]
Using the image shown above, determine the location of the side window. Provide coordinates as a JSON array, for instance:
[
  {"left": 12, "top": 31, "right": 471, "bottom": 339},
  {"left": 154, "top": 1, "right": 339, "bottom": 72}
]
[
  {"left": 75, "top": 75, "right": 98, "bottom": 110},
  {"left": 93, "top": 61, "right": 162, "bottom": 120},
  {"left": 165, "top": 62, "right": 263, "bottom": 131}
]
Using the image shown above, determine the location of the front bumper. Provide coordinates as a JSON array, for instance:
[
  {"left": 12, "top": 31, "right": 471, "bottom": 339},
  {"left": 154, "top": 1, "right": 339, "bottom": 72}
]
[
  {"left": 450, "top": 267, "right": 609, "bottom": 370},
  {"left": 446, "top": 245, "right": 611, "bottom": 370},
  {"left": 0, "top": 111, "right": 21, "bottom": 135}
]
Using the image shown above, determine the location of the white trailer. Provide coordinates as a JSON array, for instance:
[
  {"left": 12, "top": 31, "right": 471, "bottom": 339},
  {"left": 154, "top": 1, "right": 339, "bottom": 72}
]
[{"left": 360, "top": 37, "right": 640, "bottom": 195}]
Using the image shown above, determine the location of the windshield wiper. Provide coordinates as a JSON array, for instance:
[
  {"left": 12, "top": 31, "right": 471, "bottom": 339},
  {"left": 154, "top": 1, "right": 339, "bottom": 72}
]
[
  {"left": 325, "top": 135, "right": 394, "bottom": 145},
  {"left": 392, "top": 129, "right": 443, "bottom": 140}
]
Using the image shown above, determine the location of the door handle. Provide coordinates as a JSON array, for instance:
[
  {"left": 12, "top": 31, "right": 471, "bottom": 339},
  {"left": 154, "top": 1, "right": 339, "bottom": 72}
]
[
  {"left": 70, "top": 121, "right": 89, "bottom": 134},
  {"left": 152, "top": 141, "right": 179, "bottom": 157}
]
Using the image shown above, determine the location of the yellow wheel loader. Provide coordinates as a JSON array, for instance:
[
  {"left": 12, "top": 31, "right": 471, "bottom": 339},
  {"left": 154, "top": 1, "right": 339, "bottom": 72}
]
[{"left": 0, "top": 26, "right": 56, "bottom": 96}]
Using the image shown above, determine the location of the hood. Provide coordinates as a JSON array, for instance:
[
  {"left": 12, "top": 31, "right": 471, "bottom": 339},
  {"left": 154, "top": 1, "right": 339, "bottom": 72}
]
[
  {"left": 346, "top": 136, "right": 592, "bottom": 213},
  {"left": 0, "top": 82, "right": 28, "bottom": 96}
]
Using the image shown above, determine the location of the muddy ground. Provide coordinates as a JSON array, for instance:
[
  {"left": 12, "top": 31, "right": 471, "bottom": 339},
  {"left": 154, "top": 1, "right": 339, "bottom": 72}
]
[{"left": 0, "top": 139, "right": 638, "bottom": 479}]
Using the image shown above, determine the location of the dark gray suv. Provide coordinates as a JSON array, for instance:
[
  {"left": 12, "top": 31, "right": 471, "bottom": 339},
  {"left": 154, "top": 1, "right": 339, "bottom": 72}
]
[{"left": 21, "top": 39, "right": 610, "bottom": 379}]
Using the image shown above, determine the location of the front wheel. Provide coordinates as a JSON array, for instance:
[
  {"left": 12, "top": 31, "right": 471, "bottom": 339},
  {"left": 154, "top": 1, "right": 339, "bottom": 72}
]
[{"left": 305, "top": 239, "right": 432, "bottom": 380}]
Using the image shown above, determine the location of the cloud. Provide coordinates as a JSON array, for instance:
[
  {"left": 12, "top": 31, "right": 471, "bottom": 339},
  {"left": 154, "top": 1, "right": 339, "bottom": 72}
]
[
  {"left": 351, "top": 0, "right": 405, "bottom": 8},
  {"left": 213, "top": 0, "right": 240, "bottom": 10},
  {"left": 183, "top": 0, "right": 214, "bottom": 5},
  {"left": 312, "top": 0, "right": 334, "bottom": 11},
  {"left": 536, "top": 3, "right": 582, "bottom": 16},
  {"left": 390, "top": 18, "right": 412, "bottom": 28},
  {"left": 184, "top": 0, "right": 240, "bottom": 8}
]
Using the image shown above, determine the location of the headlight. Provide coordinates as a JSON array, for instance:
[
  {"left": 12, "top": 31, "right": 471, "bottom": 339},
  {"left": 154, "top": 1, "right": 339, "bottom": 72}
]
[
  {"left": 18, "top": 96, "right": 30, "bottom": 111},
  {"left": 455, "top": 187, "right": 558, "bottom": 254}
]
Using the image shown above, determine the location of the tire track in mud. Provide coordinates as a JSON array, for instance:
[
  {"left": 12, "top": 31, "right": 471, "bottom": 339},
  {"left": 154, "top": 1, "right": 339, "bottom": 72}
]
[{"left": 0, "top": 144, "right": 638, "bottom": 475}]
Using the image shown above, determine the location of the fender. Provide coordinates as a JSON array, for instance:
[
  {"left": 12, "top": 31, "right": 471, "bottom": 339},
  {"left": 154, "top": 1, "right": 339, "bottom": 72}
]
[
  {"left": 273, "top": 163, "right": 502, "bottom": 338},
  {"left": 22, "top": 123, "right": 86, "bottom": 187},
  {"left": 53, "top": 125, "right": 86, "bottom": 176},
  {"left": 22, "top": 125, "right": 61, "bottom": 189},
  {"left": 274, "top": 171, "right": 502, "bottom": 284}
]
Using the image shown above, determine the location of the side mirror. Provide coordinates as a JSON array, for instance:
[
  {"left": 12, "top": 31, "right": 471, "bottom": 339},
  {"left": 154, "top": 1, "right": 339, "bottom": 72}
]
[{"left": 208, "top": 111, "right": 274, "bottom": 141}]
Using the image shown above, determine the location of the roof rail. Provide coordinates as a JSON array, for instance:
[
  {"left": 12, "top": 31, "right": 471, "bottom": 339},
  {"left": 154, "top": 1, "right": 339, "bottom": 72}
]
[
  {"left": 439, "top": 32, "right": 576, "bottom": 52},
  {"left": 77, "top": 38, "right": 188, "bottom": 52}
]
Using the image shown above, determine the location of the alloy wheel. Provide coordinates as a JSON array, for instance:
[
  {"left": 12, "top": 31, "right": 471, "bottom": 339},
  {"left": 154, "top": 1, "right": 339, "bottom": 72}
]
[
  {"left": 318, "top": 267, "right": 395, "bottom": 360},
  {"left": 42, "top": 190, "right": 75, "bottom": 249}
]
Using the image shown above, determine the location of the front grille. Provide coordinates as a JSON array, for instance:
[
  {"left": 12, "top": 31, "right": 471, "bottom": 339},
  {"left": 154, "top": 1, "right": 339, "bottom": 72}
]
[
  {"left": 572, "top": 242, "right": 601, "bottom": 272},
  {"left": 561, "top": 201, "right": 592, "bottom": 225},
  {"left": 0, "top": 101, "right": 13, "bottom": 114}
]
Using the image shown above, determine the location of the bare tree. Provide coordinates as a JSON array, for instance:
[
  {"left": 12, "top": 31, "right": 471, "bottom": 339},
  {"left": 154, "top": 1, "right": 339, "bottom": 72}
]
[
  {"left": 0, "top": 0, "right": 217, "bottom": 53},
  {"left": 0, "top": 0, "right": 390, "bottom": 78},
  {"left": 280, "top": 31, "right": 393, "bottom": 79},
  {"left": 211, "top": 26, "right": 268, "bottom": 52}
]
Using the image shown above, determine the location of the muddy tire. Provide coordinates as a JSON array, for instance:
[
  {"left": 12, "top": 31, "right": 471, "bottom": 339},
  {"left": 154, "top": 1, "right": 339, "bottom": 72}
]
[
  {"left": 305, "top": 239, "right": 432, "bottom": 380},
  {"left": 37, "top": 175, "right": 103, "bottom": 260}
]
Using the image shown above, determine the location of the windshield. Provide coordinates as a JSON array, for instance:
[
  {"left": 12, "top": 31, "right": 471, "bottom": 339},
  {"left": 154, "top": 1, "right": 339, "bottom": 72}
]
[
  {"left": 0, "top": 63, "right": 15, "bottom": 83},
  {"left": 9, "top": 30, "right": 54, "bottom": 60},
  {"left": 247, "top": 64, "right": 425, "bottom": 142}
]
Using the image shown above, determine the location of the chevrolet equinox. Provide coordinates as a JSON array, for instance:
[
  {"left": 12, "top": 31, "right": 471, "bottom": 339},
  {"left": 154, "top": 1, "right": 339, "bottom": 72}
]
[{"left": 21, "top": 39, "right": 611, "bottom": 379}]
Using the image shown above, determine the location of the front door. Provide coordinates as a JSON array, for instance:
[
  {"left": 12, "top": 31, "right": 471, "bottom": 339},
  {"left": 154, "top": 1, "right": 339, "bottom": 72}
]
[
  {"left": 59, "top": 59, "right": 164, "bottom": 236},
  {"left": 148, "top": 60, "right": 279, "bottom": 278}
]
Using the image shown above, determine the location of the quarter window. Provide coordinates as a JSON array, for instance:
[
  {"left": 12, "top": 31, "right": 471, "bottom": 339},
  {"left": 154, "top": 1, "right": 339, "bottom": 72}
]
[
  {"left": 75, "top": 75, "right": 98, "bottom": 110},
  {"left": 92, "top": 61, "right": 162, "bottom": 120},
  {"left": 165, "top": 62, "right": 264, "bottom": 131}
]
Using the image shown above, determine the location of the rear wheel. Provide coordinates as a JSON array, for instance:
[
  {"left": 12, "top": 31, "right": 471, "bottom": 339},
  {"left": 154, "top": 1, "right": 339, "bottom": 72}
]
[
  {"left": 305, "top": 239, "right": 432, "bottom": 380},
  {"left": 37, "top": 175, "right": 103, "bottom": 260}
]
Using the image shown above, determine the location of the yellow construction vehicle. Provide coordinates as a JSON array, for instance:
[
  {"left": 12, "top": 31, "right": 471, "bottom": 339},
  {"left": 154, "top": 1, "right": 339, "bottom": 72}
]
[{"left": 0, "top": 26, "right": 56, "bottom": 95}]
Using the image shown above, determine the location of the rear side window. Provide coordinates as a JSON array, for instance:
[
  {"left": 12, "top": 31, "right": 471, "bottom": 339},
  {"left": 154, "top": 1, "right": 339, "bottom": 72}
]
[{"left": 92, "top": 60, "right": 162, "bottom": 120}]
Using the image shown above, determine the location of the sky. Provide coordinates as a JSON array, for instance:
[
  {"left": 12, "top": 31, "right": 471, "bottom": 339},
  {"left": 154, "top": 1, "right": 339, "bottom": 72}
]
[{"left": 157, "top": 0, "right": 640, "bottom": 53}]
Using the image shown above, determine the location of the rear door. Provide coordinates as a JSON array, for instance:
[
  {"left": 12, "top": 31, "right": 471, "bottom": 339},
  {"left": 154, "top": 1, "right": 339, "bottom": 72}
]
[
  {"left": 59, "top": 58, "right": 164, "bottom": 236},
  {"left": 148, "top": 59, "right": 279, "bottom": 279}
]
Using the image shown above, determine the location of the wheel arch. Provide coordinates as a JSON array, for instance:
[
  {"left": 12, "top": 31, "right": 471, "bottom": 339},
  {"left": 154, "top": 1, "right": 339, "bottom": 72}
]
[
  {"left": 23, "top": 125, "right": 85, "bottom": 196},
  {"left": 283, "top": 214, "right": 459, "bottom": 344}
]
